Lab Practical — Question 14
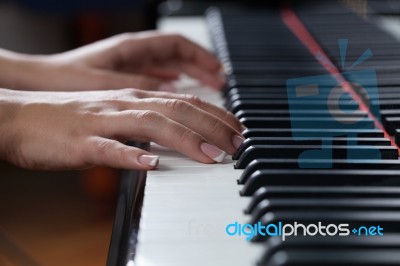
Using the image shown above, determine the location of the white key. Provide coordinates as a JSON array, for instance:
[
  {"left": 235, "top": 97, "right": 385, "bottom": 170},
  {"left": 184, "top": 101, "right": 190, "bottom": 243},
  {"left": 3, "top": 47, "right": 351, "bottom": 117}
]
[{"left": 133, "top": 16, "right": 259, "bottom": 266}]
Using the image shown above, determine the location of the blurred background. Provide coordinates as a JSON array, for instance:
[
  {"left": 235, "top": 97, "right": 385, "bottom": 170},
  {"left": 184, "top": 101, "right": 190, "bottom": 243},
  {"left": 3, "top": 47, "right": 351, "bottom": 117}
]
[{"left": 0, "top": 0, "right": 398, "bottom": 265}]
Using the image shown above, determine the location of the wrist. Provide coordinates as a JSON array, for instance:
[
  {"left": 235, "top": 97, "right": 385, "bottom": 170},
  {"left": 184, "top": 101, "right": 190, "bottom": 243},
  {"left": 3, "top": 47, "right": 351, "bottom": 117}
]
[{"left": 0, "top": 89, "right": 23, "bottom": 162}]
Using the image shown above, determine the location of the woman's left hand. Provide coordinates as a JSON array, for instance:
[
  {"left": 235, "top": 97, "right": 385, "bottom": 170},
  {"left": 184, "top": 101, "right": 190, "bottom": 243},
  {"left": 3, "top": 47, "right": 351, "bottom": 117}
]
[{"left": 3, "top": 32, "right": 225, "bottom": 91}]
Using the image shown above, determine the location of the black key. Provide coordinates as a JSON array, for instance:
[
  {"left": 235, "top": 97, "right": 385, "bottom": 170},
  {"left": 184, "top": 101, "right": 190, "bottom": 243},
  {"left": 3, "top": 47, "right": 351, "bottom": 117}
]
[
  {"left": 253, "top": 210, "right": 400, "bottom": 242},
  {"left": 245, "top": 186, "right": 400, "bottom": 214},
  {"left": 395, "top": 129, "right": 400, "bottom": 146},
  {"left": 242, "top": 128, "right": 385, "bottom": 138},
  {"left": 227, "top": 88, "right": 286, "bottom": 96},
  {"left": 261, "top": 249, "right": 400, "bottom": 266},
  {"left": 228, "top": 77, "right": 286, "bottom": 88},
  {"left": 235, "top": 145, "right": 397, "bottom": 169},
  {"left": 238, "top": 158, "right": 400, "bottom": 184},
  {"left": 259, "top": 234, "right": 400, "bottom": 266},
  {"left": 226, "top": 91, "right": 381, "bottom": 105},
  {"left": 250, "top": 198, "right": 400, "bottom": 224},
  {"left": 372, "top": 99, "right": 400, "bottom": 110},
  {"left": 241, "top": 169, "right": 400, "bottom": 196},
  {"left": 230, "top": 100, "right": 358, "bottom": 113},
  {"left": 240, "top": 117, "right": 375, "bottom": 129},
  {"left": 228, "top": 93, "right": 288, "bottom": 102},
  {"left": 235, "top": 109, "right": 368, "bottom": 119},
  {"left": 227, "top": 86, "right": 351, "bottom": 96},
  {"left": 383, "top": 117, "right": 400, "bottom": 135},
  {"left": 230, "top": 76, "right": 338, "bottom": 88},
  {"left": 381, "top": 109, "right": 400, "bottom": 117},
  {"left": 234, "top": 138, "right": 391, "bottom": 160}
]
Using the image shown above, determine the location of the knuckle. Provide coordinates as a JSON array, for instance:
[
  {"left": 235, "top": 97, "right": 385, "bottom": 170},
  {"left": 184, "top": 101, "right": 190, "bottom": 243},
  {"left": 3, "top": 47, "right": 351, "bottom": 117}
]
[
  {"left": 177, "top": 128, "right": 196, "bottom": 145},
  {"left": 122, "top": 87, "right": 138, "bottom": 96},
  {"left": 165, "top": 99, "right": 190, "bottom": 113},
  {"left": 182, "top": 94, "right": 203, "bottom": 106},
  {"left": 224, "top": 111, "right": 238, "bottom": 125},
  {"left": 114, "top": 145, "right": 131, "bottom": 164},
  {"left": 134, "top": 110, "right": 163, "bottom": 123},
  {"left": 94, "top": 139, "right": 113, "bottom": 157},
  {"left": 210, "top": 120, "right": 224, "bottom": 135}
]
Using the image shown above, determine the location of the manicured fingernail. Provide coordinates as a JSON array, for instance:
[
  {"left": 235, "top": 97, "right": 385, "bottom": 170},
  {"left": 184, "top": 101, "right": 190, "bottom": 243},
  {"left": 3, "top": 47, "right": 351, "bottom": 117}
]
[
  {"left": 200, "top": 142, "right": 226, "bottom": 163},
  {"left": 138, "top": 155, "right": 159, "bottom": 167},
  {"left": 232, "top": 135, "right": 245, "bottom": 149},
  {"left": 159, "top": 83, "right": 176, "bottom": 92}
]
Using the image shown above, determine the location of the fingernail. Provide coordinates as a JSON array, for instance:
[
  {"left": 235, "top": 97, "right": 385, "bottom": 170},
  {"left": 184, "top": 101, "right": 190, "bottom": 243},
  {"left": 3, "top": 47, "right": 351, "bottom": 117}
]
[
  {"left": 232, "top": 135, "right": 245, "bottom": 149},
  {"left": 138, "top": 155, "right": 159, "bottom": 167},
  {"left": 240, "top": 125, "right": 248, "bottom": 132},
  {"left": 159, "top": 83, "right": 176, "bottom": 92},
  {"left": 200, "top": 142, "right": 226, "bottom": 163}
]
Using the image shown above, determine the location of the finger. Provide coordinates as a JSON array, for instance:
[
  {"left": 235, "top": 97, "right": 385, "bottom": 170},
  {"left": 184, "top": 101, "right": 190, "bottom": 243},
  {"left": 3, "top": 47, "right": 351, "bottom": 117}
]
[
  {"left": 141, "top": 62, "right": 225, "bottom": 90},
  {"left": 118, "top": 32, "right": 222, "bottom": 74},
  {"left": 134, "top": 90, "right": 243, "bottom": 132},
  {"left": 96, "top": 70, "right": 163, "bottom": 91},
  {"left": 85, "top": 136, "right": 159, "bottom": 170},
  {"left": 138, "top": 65, "right": 181, "bottom": 80},
  {"left": 174, "top": 62, "right": 225, "bottom": 90},
  {"left": 118, "top": 98, "right": 243, "bottom": 155},
  {"left": 102, "top": 110, "right": 227, "bottom": 163}
]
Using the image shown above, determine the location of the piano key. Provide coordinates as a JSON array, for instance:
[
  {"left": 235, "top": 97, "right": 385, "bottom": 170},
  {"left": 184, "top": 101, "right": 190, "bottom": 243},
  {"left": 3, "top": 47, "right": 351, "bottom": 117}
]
[
  {"left": 240, "top": 117, "right": 375, "bottom": 129},
  {"left": 259, "top": 234, "right": 400, "bottom": 266},
  {"left": 245, "top": 186, "right": 400, "bottom": 214},
  {"left": 382, "top": 116, "right": 400, "bottom": 134},
  {"left": 234, "top": 138, "right": 391, "bottom": 160},
  {"left": 231, "top": 61, "right": 326, "bottom": 71},
  {"left": 229, "top": 77, "right": 336, "bottom": 88},
  {"left": 372, "top": 99, "right": 400, "bottom": 110},
  {"left": 230, "top": 100, "right": 359, "bottom": 113},
  {"left": 238, "top": 158, "right": 400, "bottom": 184},
  {"left": 395, "top": 129, "right": 400, "bottom": 146},
  {"left": 235, "top": 145, "right": 397, "bottom": 169},
  {"left": 241, "top": 169, "right": 400, "bottom": 196},
  {"left": 250, "top": 198, "right": 400, "bottom": 224},
  {"left": 242, "top": 128, "right": 385, "bottom": 138},
  {"left": 131, "top": 5, "right": 400, "bottom": 266},
  {"left": 254, "top": 210, "right": 400, "bottom": 240},
  {"left": 381, "top": 109, "right": 400, "bottom": 117},
  {"left": 235, "top": 109, "right": 368, "bottom": 119},
  {"left": 262, "top": 250, "right": 400, "bottom": 266},
  {"left": 226, "top": 92, "right": 383, "bottom": 104},
  {"left": 226, "top": 87, "right": 341, "bottom": 96}
]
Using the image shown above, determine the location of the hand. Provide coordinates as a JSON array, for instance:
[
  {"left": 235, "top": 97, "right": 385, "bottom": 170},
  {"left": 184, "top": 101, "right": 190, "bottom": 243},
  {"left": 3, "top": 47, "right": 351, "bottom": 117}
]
[
  {"left": 0, "top": 88, "right": 243, "bottom": 170},
  {"left": 1, "top": 32, "right": 225, "bottom": 91}
]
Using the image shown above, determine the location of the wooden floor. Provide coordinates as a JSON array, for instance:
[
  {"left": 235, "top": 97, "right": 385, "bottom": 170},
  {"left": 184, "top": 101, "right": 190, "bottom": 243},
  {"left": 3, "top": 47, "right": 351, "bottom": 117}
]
[{"left": 0, "top": 162, "right": 119, "bottom": 266}]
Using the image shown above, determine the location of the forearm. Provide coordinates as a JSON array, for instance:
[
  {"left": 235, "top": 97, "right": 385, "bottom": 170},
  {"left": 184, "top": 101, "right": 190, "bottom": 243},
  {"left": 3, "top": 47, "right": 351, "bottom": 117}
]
[
  {"left": 0, "top": 88, "right": 22, "bottom": 161},
  {"left": 0, "top": 49, "right": 50, "bottom": 90}
]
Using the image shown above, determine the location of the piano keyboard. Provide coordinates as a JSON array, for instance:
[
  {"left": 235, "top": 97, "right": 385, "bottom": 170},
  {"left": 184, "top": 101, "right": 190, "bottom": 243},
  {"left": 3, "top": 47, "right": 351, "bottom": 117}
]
[{"left": 114, "top": 2, "right": 400, "bottom": 266}]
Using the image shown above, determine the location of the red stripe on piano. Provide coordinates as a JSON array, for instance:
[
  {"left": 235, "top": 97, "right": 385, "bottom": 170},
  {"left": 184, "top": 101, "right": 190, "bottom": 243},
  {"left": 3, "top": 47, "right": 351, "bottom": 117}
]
[{"left": 281, "top": 6, "right": 400, "bottom": 155}]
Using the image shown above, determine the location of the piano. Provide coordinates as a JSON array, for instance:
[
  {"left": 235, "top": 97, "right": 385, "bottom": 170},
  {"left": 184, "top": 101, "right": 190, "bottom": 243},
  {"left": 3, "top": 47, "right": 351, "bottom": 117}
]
[{"left": 107, "top": 1, "right": 400, "bottom": 265}]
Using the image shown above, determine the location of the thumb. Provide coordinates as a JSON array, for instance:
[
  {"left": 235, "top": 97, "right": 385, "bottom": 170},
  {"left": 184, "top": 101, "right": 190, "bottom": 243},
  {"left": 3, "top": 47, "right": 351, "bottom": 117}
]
[{"left": 87, "top": 137, "right": 159, "bottom": 170}]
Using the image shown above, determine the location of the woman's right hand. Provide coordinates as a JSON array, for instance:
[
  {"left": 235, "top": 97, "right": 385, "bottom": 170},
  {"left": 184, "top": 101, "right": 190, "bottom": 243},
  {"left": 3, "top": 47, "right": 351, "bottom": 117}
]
[{"left": 0, "top": 88, "right": 244, "bottom": 170}]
